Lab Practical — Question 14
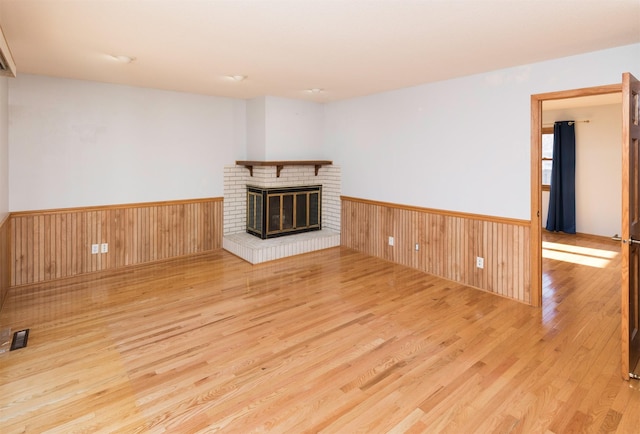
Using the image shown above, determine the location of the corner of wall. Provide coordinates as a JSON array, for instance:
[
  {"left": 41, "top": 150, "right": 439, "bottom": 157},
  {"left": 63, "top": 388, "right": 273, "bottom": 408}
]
[
  {"left": 0, "top": 76, "right": 9, "bottom": 311},
  {"left": 246, "top": 97, "right": 267, "bottom": 160},
  {"left": 0, "top": 75, "right": 8, "bottom": 221}
]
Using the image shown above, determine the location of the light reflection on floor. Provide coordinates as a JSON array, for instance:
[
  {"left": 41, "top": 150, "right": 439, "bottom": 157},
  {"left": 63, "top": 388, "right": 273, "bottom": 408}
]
[
  {"left": 541, "top": 236, "right": 621, "bottom": 325},
  {"left": 542, "top": 241, "right": 618, "bottom": 269}
]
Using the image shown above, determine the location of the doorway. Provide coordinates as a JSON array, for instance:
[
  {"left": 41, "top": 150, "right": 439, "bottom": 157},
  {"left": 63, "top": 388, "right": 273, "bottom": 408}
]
[
  {"left": 530, "top": 84, "right": 622, "bottom": 307},
  {"left": 538, "top": 93, "right": 623, "bottom": 316},
  {"left": 532, "top": 75, "right": 640, "bottom": 381},
  {"left": 532, "top": 83, "right": 634, "bottom": 379}
]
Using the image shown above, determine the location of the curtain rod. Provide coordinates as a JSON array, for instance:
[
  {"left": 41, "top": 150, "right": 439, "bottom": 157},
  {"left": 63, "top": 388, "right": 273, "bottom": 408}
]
[{"left": 542, "top": 120, "right": 590, "bottom": 127}]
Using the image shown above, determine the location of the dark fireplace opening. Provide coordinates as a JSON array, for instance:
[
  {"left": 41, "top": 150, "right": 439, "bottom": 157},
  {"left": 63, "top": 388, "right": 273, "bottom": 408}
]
[{"left": 247, "top": 185, "right": 321, "bottom": 239}]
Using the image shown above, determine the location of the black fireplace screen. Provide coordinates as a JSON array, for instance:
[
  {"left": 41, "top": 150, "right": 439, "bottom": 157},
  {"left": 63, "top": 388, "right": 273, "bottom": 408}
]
[{"left": 247, "top": 185, "right": 321, "bottom": 239}]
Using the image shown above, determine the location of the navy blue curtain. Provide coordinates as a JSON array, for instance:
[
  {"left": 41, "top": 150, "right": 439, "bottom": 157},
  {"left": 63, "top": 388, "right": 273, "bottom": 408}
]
[{"left": 546, "top": 121, "right": 576, "bottom": 234}]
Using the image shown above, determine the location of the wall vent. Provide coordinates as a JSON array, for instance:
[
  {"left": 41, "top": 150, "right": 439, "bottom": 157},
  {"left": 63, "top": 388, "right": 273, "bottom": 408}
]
[
  {"left": 10, "top": 329, "right": 29, "bottom": 350},
  {"left": 0, "top": 23, "right": 16, "bottom": 77}
]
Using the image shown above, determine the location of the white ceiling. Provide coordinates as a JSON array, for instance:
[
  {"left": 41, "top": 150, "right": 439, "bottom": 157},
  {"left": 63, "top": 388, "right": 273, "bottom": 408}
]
[{"left": 0, "top": 0, "right": 638, "bottom": 102}]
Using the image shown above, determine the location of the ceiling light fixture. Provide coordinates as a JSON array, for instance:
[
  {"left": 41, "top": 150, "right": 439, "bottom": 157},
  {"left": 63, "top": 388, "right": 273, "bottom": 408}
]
[
  {"left": 228, "top": 75, "right": 247, "bottom": 82},
  {"left": 111, "top": 55, "right": 136, "bottom": 63},
  {"left": 307, "top": 88, "right": 323, "bottom": 93}
]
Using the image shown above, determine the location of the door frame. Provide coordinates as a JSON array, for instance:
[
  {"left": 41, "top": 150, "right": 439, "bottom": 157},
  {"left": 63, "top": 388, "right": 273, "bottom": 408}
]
[{"left": 530, "top": 83, "right": 622, "bottom": 307}]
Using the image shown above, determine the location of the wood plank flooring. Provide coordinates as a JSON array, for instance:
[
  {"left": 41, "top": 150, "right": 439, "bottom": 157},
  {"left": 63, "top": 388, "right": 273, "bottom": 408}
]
[{"left": 1, "top": 233, "right": 639, "bottom": 433}]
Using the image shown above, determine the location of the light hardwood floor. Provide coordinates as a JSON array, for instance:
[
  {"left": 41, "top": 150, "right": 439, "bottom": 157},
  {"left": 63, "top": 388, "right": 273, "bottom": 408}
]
[{"left": 1, "top": 233, "right": 639, "bottom": 433}]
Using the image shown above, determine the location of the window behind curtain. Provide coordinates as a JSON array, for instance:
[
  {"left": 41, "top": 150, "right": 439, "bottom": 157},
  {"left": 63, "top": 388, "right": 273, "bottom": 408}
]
[{"left": 542, "top": 126, "right": 554, "bottom": 190}]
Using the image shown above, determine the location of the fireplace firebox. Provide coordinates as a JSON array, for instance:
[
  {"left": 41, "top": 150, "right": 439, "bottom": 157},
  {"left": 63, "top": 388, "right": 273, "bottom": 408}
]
[{"left": 247, "top": 185, "right": 321, "bottom": 239}]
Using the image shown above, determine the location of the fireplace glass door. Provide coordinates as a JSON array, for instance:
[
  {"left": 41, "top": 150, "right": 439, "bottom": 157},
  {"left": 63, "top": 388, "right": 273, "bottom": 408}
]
[{"left": 247, "top": 185, "right": 321, "bottom": 239}]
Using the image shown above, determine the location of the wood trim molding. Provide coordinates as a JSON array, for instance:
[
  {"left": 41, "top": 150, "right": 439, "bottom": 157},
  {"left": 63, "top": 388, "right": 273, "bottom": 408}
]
[
  {"left": 573, "top": 232, "right": 619, "bottom": 243},
  {"left": 341, "top": 196, "right": 530, "bottom": 227},
  {"left": 10, "top": 197, "right": 223, "bottom": 217},
  {"left": 531, "top": 94, "right": 543, "bottom": 307},
  {"left": 533, "top": 83, "right": 622, "bottom": 101}
]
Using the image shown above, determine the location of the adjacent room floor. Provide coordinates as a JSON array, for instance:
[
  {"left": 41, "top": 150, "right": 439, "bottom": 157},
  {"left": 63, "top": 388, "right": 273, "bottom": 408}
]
[{"left": 0, "top": 233, "right": 638, "bottom": 432}]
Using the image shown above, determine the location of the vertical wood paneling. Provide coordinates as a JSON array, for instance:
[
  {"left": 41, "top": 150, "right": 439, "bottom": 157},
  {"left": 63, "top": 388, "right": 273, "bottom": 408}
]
[
  {"left": 0, "top": 215, "right": 10, "bottom": 309},
  {"left": 341, "top": 197, "right": 531, "bottom": 304},
  {"left": 10, "top": 198, "right": 223, "bottom": 286}
]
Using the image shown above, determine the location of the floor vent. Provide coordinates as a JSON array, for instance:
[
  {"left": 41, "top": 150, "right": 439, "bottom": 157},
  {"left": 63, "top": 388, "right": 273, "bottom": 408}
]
[{"left": 10, "top": 329, "right": 29, "bottom": 351}]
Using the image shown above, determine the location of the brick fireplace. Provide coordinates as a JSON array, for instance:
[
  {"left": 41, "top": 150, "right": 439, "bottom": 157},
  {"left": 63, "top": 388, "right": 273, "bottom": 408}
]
[{"left": 223, "top": 161, "right": 341, "bottom": 264}]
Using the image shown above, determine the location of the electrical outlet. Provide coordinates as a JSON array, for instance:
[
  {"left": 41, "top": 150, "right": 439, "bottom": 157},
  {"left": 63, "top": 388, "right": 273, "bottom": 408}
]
[
  {"left": 476, "top": 256, "right": 484, "bottom": 269},
  {"left": 415, "top": 243, "right": 420, "bottom": 251},
  {"left": 388, "top": 236, "right": 394, "bottom": 246},
  {"left": 91, "top": 244, "right": 99, "bottom": 254},
  {"left": 100, "top": 243, "right": 108, "bottom": 253}
]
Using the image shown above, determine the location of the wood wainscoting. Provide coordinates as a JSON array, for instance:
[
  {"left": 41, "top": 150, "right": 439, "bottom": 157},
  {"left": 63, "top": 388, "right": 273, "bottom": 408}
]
[
  {"left": 341, "top": 196, "right": 531, "bottom": 304},
  {"left": 10, "top": 198, "right": 223, "bottom": 287},
  {"left": 0, "top": 215, "right": 10, "bottom": 308}
]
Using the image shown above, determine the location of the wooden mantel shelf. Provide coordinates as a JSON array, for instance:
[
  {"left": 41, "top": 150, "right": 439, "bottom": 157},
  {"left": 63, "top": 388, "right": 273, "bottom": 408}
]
[{"left": 236, "top": 160, "right": 333, "bottom": 177}]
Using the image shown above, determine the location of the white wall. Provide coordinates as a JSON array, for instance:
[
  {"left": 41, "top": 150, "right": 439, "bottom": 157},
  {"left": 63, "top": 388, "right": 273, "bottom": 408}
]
[
  {"left": 7, "top": 44, "right": 640, "bottom": 217},
  {"left": 0, "top": 76, "right": 8, "bottom": 221},
  {"left": 541, "top": 104, "right": 622, "bottom": 237},
  {"left": 323, "top": 43, "right": 640, "bottom": 220},
  {"left": 247, "top": 96, "right": 325, "bottom": 161},
  {"left": 9, "top": 74, "right": 246, "bottom": 211},
  {"left": 246, "top": 97, "right": 266, "bottom": 160},
  {"left": 264, "top": 96, "right": 325, "bottom": 160}
]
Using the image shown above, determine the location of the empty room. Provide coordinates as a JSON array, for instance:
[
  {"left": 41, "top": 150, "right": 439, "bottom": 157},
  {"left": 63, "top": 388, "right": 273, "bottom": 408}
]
[{"left": 1, "top": 1, "right": 640, "bottom": 432}]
